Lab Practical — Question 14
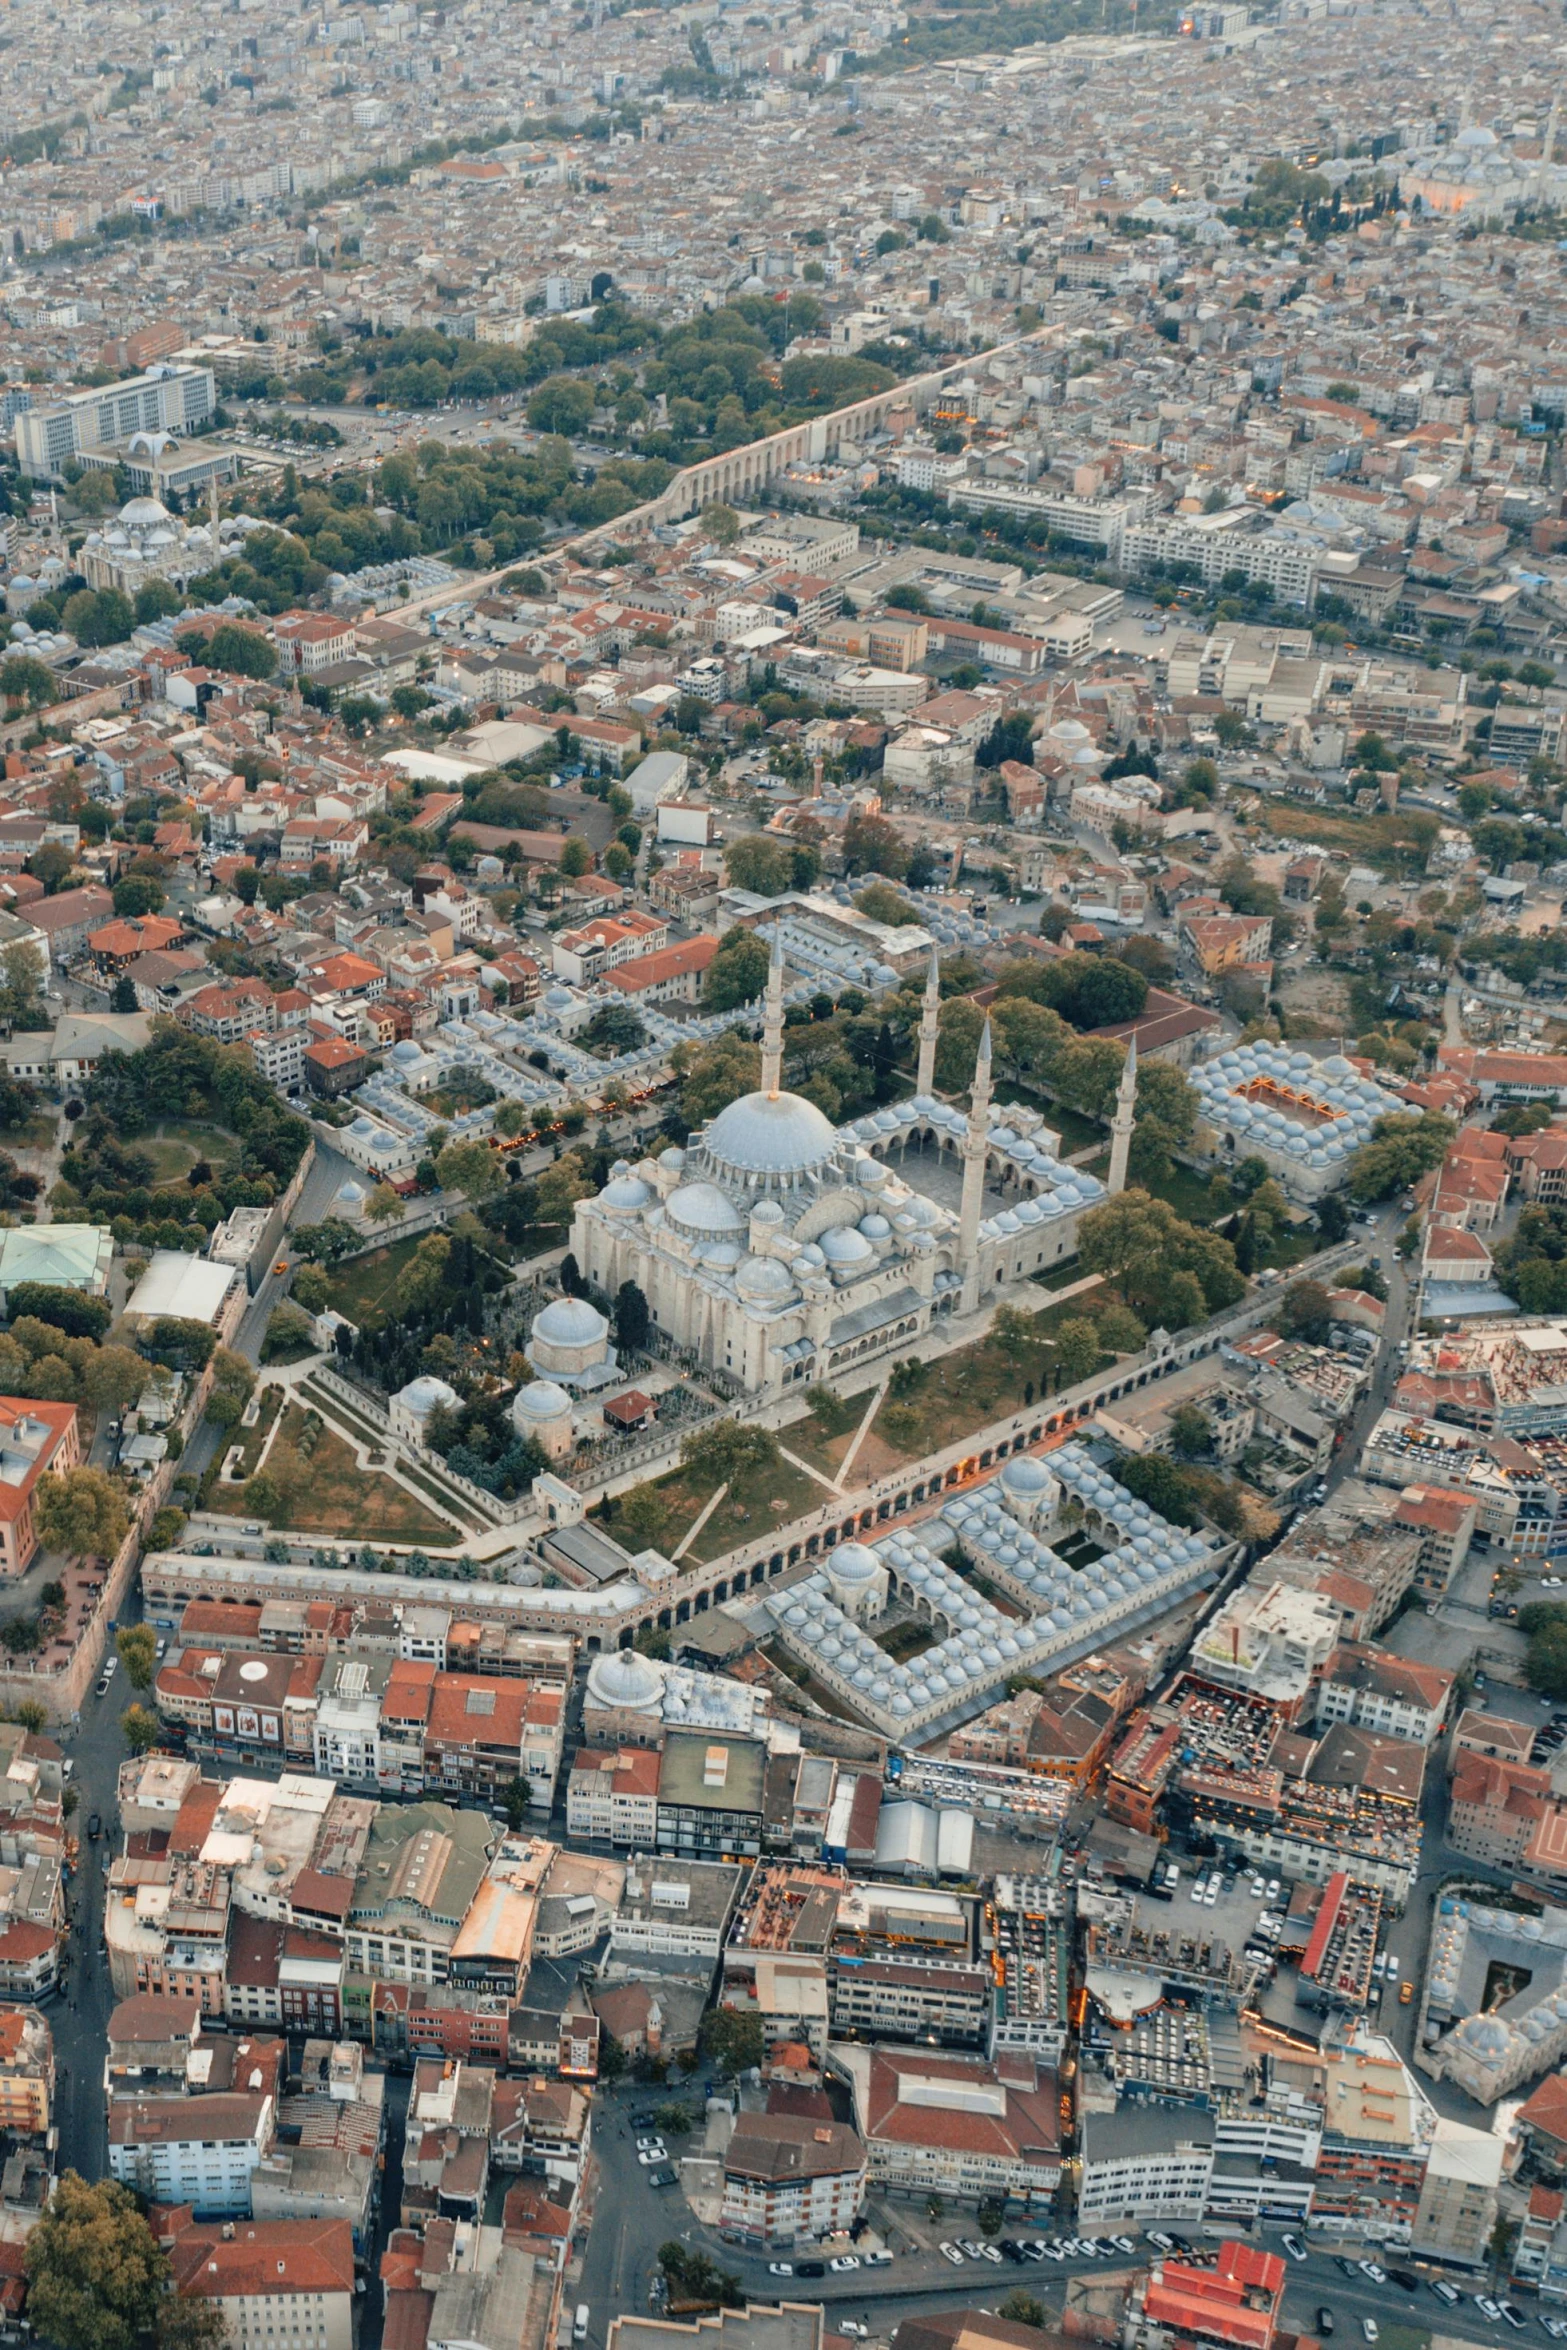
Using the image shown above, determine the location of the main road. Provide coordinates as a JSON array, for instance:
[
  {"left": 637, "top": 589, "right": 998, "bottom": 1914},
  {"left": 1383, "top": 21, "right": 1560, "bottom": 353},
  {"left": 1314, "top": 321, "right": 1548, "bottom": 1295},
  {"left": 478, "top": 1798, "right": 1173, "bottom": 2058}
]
[{"left": 578, "top": 2083, "right": 1518, "bottom": 2350}]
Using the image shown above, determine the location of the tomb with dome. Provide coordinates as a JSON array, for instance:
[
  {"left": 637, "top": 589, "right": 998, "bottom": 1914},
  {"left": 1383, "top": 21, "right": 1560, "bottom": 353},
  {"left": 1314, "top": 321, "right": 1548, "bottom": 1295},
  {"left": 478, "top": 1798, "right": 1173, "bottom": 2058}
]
[{"left": 568, "top": 940, "right": 1109, "bottom": 1396}]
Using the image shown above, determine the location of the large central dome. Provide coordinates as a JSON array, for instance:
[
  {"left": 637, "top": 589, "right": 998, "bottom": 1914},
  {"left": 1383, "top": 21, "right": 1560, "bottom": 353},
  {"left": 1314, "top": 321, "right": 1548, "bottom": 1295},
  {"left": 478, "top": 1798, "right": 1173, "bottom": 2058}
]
[{"left": 703, "top": 1088, "right": 837, "bottom": 1179}]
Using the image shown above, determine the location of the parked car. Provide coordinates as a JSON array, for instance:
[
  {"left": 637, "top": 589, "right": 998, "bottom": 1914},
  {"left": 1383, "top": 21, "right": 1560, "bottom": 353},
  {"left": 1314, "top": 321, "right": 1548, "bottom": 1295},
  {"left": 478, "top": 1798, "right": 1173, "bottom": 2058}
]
[
  {"left": 863, "top": 2252, "right": 893, "bottom": 2268},
  {"left": 1281, "top": 2236, "right": 1308, "bottom": 2263},
  {"left": 1358, "top": 2263, "right": 1388, "bottom": 2285},
  {"left": 1476, "top": 2299, "right": 1503, "bottom": 2322},
  {"left": 86, "top": 1814, "right": 101, "bottom": 1840},
  {"left": 939, "top": 2246, "right": 965, "bottom": 2268},
  {"left": 647, "top": 2168, "right": 677, "bottom": 2190},
  {"left": 636, "top": 2146, "right": 667, "bottom": 2167},
  {"left": 1316, "top": 2314, "right": 1335, "bottom": 2339},
  {"left": 767, "top": 2266, "right": 793, "bottom": 2279},
  {"left": 828, "top": 2259, "right": 860, "bottom": 2275},
  {"left": 1431, "top": 2284, "right": 1461, "bottom": 2307},
  {"left": 1500, "top": 2306, "right": 1528, "bottom": 2331},
  {"left": 1362, "top": 2322, "right": 1378, "bottom": 2345},
  {"left": 795, "top": 2263, "right": 825, "bottom": 2280}
]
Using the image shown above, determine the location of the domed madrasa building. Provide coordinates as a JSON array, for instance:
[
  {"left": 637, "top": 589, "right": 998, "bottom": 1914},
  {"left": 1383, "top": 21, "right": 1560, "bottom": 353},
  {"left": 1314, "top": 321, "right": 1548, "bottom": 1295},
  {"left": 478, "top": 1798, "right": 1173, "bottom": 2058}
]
[{"left": 568, "top": 938, "right": 1109, "bottom": 1395}]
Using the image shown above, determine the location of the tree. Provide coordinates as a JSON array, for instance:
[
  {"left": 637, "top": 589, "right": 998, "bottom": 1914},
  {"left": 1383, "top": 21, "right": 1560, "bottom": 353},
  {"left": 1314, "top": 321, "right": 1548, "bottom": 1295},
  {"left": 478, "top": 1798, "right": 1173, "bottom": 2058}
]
[
  {"left": 1050, "top": 1316, "right": 1101, "bottom": 1389},
  {"left": 537, "top": 1153, "right": 592, "bottom": 1229},
  {"left": 527, "top": 376, "right": 596, "bottom": 434},
  {"left": 725, "top": 835, "right": 794, "bottom": 896},
  {"left": 158, "top": 2301, "right": 226, "bottom": 2350},
  {"left": 558, "top": 836, "right": 592, "bottom": 878},
  {"left": 365, "top": 1183, "right": 405, "bottom": 1226},
  {"left": 435, "top": 1139, "right": 503, "bottom": 1201},
  {"left": 206, "top": 621, "right": 278, "bottom": 679},
  {"left": 62, "top": 588, "right": 135, "bottom": 648},
  {"left": 81, "top": 1346, "right": 149, "bottom": 1418},
  {"left": 24, "top": 2174, "right": 169, "bottom": 2350},
  {"left": 976, "top": 2194, "right": 1007, "bottom": 2238},
  {"left": 499, "top": 1775, "right": 531, "bottom": 1831},
  {"left": 703, "top": 926, "right": 771, "bottom": 1011},
  {"left": 1030, "top": 952, "right": 1149, "bottom": 1032},
  {"left": 400, "top": 1234, "right": 452, "bottom": 1312},
  {"left": 1078, "top": 1192, "right": 1244, "bottom": 1325},
  {"left": 675, "top": 1032, "right": 759, "bottom": 1125},
  {"left": 115, "top": 1626, "right": 157, "bottom": 1690},
  {"left": 1277, "top": 1279, "right": 1333, "bottom": 1343},
  {"left": 34, "top": 1466, "right": 129, "bottom": 1560},
  {"left": 8, "top": 1284, "right": 111, "bottom": 1339},
  {"left": 842, "top": 811, "right": 909, "bottom": 880},
  {"left": 291, "top": 1218, "right": 360, "bottom": 1265},
  {"left": 110, "top": 976, "right": 138, "bottom": 1013},
  {"left": 1349, "top": 1112, "right": 1454, "bottom": 1203},
  {"left": 112, "top": 874, "right": 165, "bottom": 918},
  {"left": 290, "top": 1264, "right": 332, "bottom": 1314},
  {"left": 232, "top": 865, "right": 261, "bottom": 906},
  {"left": 702, "top": 502, "right": 740, "bottom": 545},
  {"left": 615, "top": 1280, "right": 650, "bottom": 1352},
  {"left": 29, "top": 841, "right": 75, "bottom": 895},
  {"left": 1000, "top": 2292, "right": 1046, "bottom": 2328},
  {"left": 0, "top": 653, "right": 58, "bottom": 711},
  {"left": 0, "top": 941, "right": 46, "bottom": 1031},
  {"left": 680, "top": 1419, "right": 779, "bottom": 1485},
  {"left": 133, "top": 576, "right": 184, "bottom": 625},
  {"left": 699, "top": 2005, "right": 764, "bottom": 2076},
  {"left": 1168, "top": 1403, "right": 1212, "bottom": 1460},
  {"left": 934, "top": 997, "right": 985, "bottom": 1094},
  {"left": 120, "top": 1703, "right": 160, "bottom": 1753},
  {"left": 853, "top": 882, "right": 915, "bottom": 927}
]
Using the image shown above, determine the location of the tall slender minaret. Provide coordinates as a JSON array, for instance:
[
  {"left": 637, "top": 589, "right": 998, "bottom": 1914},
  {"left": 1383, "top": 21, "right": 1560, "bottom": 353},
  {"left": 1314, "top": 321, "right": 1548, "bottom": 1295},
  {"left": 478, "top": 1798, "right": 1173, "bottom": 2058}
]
[
  {"left": 959, "top": 1018, "right": 993, "bottom": 1284},
  {"left": 759, "top": 928, "right": 785, "bottom": 1098},
  {"left": 208, "top": 471, "right": 221, "bottom": 542},
  {"left": 1107, "top": 1033, "right": 1138, "bottom": 1197},
  {"left": 916, "top": 948, "right": 941, "bottom": 1098}
]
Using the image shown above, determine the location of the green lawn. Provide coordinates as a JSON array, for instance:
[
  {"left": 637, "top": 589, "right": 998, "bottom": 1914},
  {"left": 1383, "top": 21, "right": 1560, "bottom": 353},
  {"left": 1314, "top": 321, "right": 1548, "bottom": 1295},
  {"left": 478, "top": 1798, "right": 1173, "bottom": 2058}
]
[
  {"left": 605, "top": 1444, "right": 829, "bottom": 1564},
  {"left": 210, "top": 1400, "right": 454, "bottom": 1546},
  {"left": 787, "top": 1314, "right": 1100, "bottom": 1483},
  {"left": 144, "top": 1118, "right": 241, "bottom": 1189},
  {"left": 321, "top": 1236, "right": 431, "bottom": 1331},
  {"left": 1142, "top": 1160, "right": 1225, "bottom": 1226},
  {"left": 203, "top": 1386, "right": 282, "bottom": 1500}
]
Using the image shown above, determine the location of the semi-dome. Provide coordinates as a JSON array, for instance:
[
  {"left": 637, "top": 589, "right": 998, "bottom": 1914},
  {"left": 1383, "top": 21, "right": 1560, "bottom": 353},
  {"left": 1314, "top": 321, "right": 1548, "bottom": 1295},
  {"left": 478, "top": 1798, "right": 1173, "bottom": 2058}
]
[
  {"left": 533, "top": 1296, "right": 608, "bottom": 1349},
  {"left": 703, "top": 1088, "right": 837, "bottom": 1178},
  {"left": 667, "top": 1181, "right": 746, "bottom": 1235},
  {"left": 736, "top": 1254, "right": 795, "bottom": 1302},
  {"left": 586, "top": 1647, "right": 664, "bottom": 1712},
  {"left": 821, "top": 1225, "right": 874, "bottom": 1268}
]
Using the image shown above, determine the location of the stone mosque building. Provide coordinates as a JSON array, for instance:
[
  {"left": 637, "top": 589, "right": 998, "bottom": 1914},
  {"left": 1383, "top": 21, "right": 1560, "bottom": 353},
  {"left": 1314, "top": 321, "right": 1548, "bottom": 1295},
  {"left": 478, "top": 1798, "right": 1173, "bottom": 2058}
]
[{"left": 568, "top": 940, "right": 1114, "bottom": 1397}]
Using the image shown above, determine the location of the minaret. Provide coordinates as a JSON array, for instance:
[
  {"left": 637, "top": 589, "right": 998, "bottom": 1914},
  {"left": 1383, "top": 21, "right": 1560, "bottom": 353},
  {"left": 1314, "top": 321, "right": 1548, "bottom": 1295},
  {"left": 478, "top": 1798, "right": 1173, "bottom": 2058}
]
[
  {"left": 1108, "top": 1033, "right": 1138, "bottom": 1198},
  {"left": 759, "top": 928, "right": 785, "bottom": 1098},
  {"left": 958, "top": 1018, "right": 993, "bottom": 1285},
  {"left": 1540, "top": 89, "right": 1562, "bottom": 200},
  {"left": 208, "top": 471, "right": 221, "bottom": 541},
  {"left": 916, "top": 949, "right": 941, "bottom": 1097},
  {"left": 811, "top": 754, "right": 823, "bottom": 800}
]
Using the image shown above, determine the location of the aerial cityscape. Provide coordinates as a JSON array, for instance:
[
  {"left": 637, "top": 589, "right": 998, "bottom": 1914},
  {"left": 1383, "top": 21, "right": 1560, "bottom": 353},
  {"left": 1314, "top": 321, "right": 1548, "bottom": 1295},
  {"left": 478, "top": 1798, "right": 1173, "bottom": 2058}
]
[{"left": 11, "top": 3, "right": 1567, "bottom": 2350}]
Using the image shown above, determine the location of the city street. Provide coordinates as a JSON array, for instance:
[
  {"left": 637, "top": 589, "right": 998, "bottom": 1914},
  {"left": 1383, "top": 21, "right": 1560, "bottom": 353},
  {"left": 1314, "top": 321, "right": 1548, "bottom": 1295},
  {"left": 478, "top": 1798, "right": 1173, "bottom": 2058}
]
[
  {"left": 576, "top": 2088, "right": 1522, "bottom": 2350},
  {"left": 51, "top": 1634, "right": 148, "bottom": 2181}
]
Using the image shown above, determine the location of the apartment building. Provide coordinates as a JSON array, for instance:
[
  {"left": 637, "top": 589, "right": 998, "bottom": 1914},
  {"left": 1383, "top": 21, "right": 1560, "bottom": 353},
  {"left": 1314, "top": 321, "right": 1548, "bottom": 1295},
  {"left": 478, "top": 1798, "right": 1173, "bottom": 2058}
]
[
  {"left": 610, "top": 1858, "right": 746, "bottom": 1960},
  {"left": 656, "top": 1734, "right": 766, "bottom": 1860},
  {"left": 167, "top": 2220, "right": 355, "bottom": 2350},
  {"left": 0, "top": 1397, "right": 80, "bottom": 1576},
  {"left": 108, "top": 2091, "right": 273, "bottom": 2215},
  {"left": 827, "top": 1957, "right": 991, "bottom": 2049},
  {"left": 0, "top": 2004, "right": 51, "bottom": 2135},
  {"left": 1311, "top": 2048, "right": 1432, "bottom": 2236},
  {"left": 1079, "top": 2105, "right": 1216, "bottom": 2226},
  {"left": 721, "top": 2113, "right": 867, "bottom": 2250},
  {"left": 832, "top": 2046, "right": 1060, "bottom": 2209},
  {"left": 1314, "top": 1648, "right": 1453, "bottom": 1745},
  {"left": 16, "top": 364, "right": 216, "bottom": 474},
  {"left": 567, "top": 1747, "right": 660, "bottom": 1848}
]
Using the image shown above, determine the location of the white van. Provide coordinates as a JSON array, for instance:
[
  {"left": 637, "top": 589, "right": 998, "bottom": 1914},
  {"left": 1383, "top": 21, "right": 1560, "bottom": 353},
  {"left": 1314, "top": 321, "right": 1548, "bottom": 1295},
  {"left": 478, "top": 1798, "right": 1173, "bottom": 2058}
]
[{"left": 574, "top": 2311, "right": 590, "bottom": 2343}]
